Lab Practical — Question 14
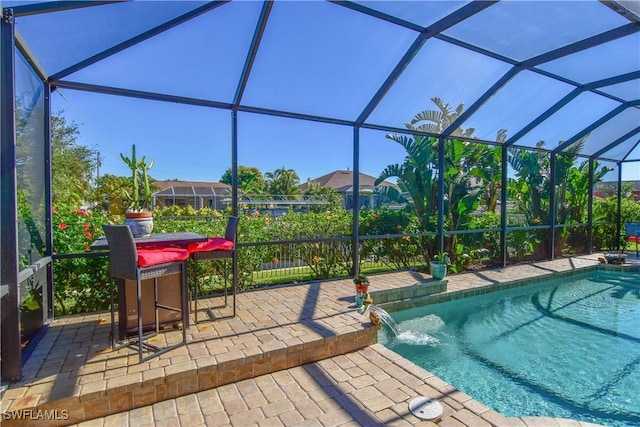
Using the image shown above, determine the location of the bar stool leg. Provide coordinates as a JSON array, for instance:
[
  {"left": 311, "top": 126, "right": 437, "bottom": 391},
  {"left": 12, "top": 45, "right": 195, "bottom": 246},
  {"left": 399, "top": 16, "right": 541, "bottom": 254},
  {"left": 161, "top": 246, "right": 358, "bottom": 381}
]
[
  {"left": 223, "top": 260, "right": 228, "bottom": 307},
  {"left": 137, "top": 276, "right": 144, "bottom": 362},
  {"left": 232, "top": 251, "right": 237, "bottom": 318},
  {"left": 110, "top": 279, "right": 116, "bottom": 350},
  {"left": 181, "top": 262, "right": 188, "bottom": 343},
  {"left": 154, "top": 277, "right": 160, "bottom": 334},
  {"left": 191, "top": 260, "right": 199, "bottom": 324}
]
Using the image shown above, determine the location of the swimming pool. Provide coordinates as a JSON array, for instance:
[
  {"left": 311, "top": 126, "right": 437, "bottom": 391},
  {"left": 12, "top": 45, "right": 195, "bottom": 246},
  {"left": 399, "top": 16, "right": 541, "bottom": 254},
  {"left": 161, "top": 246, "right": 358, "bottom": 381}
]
[{"left": 379, "top": 270, "right": 640, "bottom": 427}]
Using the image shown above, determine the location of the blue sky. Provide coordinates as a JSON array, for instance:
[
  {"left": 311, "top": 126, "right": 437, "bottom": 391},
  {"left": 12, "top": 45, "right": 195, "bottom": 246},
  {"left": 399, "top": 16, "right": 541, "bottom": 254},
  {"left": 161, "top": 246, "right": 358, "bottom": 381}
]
[{"left": 29, "top": 0, "right": 638, "bottom": 183}]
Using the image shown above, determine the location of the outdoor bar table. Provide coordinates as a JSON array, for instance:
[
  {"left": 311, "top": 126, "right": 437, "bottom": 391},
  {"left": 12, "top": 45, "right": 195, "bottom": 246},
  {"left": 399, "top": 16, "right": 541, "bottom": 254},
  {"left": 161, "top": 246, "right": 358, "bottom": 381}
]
[
  {"left": 90, "top": 231, "right": 208, "bottom": 250},
  {"left": 91, "top": 231, "right": 208, "bottom": 339}
]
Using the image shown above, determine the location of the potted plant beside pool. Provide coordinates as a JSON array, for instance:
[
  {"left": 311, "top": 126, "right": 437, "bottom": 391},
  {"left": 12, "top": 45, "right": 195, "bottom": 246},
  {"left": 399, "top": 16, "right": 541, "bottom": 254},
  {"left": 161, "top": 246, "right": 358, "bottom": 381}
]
[
  {"left": 121, "top": 144, "right": 155, "bottom": 237},
  {"left": 353, "top": 274, "right": 369, "bottom": 308},
  {"left": 430, "top": 252, "right": 449, "bottom": 280}
]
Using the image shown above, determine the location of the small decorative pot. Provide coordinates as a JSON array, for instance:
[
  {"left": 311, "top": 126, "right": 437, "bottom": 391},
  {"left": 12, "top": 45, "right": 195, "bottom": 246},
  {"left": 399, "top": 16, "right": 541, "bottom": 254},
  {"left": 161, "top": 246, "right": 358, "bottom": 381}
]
[
  {"left": 125, "top": 211, "right": 154, "bottom": 237},
  {"left": 354, "top": 283, "right": 369, "bottom": 307},
  {"left": 430, "top": 261, "right": 447, "bottom": 280}
]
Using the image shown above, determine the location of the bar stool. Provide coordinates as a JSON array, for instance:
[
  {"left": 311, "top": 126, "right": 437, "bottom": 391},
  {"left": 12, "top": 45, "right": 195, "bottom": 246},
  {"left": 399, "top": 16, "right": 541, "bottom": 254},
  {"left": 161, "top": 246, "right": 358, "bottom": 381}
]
[
  {"left": 187, "top": 216, "right": 238, "bottom": 323},
  {"left": 102, "top": 224, "right": 190, "bottom": 362}
]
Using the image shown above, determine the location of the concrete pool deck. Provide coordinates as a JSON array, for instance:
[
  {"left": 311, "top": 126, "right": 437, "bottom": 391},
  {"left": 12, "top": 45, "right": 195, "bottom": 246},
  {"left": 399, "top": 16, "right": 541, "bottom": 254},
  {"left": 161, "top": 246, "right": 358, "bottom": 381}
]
[{"left": 1, "top": 253, "right": 637, "bottom": 426}]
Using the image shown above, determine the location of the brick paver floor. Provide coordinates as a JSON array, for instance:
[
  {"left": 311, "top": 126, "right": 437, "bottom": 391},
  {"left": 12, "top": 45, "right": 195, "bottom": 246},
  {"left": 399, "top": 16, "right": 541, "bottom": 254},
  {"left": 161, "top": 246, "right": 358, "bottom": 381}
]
[
  {"left": 71, "top": 344, "right": 605, "bottom": 427},
  {"left": 2, "top": 253, "right": 637, "bottom": 426}
]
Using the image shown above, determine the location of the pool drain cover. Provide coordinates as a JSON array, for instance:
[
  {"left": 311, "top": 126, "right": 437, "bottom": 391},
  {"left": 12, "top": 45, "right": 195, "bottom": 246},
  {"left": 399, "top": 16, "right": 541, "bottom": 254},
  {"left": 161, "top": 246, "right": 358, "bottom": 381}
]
[{"left": 408, "top": 396, "right": 444, "bottom": 421}]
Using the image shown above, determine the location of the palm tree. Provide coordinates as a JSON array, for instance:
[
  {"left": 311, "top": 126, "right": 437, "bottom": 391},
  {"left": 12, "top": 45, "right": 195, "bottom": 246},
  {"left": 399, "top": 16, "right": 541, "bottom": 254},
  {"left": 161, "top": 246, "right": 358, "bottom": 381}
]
[
  {"left": 376, "top": 98, "right": 505, "bottom": 261},
  {"left": 507, "top": 136, "right": 612, "bottom": 257},
  {"left": 376, "top": 133, "right": 439, "bottom": 232},
  {"left": 471, "top": 130, "right": 506, "bottom": 213},
  {"left": 405, "top": 97, "right": 475, "bottom": 138},
  {"left": 220, "top": 166, "right": 266, "bottom": 194},
  {"left": 265, "top": 167, "right": 300, "bottom": 197}
]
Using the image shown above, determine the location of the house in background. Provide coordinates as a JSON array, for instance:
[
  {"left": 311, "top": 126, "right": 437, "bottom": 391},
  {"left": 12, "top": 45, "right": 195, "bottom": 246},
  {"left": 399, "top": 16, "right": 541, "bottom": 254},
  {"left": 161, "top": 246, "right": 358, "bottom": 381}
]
[
  {"left": 153, "top": 181, "right": 231, "bottom": 210},
  {"left": 152, "top": 171, "right": 401, "bottom": 212},
  {"left": 299, "top": 170, "right": 400, "bottom": 210},
  {"left": 594, "top": 180, "right": 640, "bottom": 201}
]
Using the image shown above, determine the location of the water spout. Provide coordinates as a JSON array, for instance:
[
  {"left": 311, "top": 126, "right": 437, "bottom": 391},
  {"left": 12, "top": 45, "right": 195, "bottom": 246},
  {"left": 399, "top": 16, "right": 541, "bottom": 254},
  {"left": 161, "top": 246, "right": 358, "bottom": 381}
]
[{"left": 362, "top": 304, "right": 400, "bottom": 337}]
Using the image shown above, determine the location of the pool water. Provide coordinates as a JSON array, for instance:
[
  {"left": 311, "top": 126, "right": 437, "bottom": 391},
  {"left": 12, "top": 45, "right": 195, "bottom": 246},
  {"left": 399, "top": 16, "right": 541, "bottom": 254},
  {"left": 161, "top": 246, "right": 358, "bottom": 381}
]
[{"left": 379, "top": 271, "right": 640, "bottom": 427}]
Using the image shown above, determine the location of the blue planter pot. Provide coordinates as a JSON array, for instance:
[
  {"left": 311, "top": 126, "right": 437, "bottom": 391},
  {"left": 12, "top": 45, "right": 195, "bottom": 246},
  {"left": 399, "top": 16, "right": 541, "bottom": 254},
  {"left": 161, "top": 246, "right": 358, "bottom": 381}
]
[{"left": 430, "top": 261, "right": 447, "bottom": 280}]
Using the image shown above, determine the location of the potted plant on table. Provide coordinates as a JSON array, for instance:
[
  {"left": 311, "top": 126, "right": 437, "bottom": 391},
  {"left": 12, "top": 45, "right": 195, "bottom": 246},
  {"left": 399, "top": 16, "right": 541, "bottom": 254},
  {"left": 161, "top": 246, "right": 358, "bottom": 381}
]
[
  {"left": 430, "top": 252, "right": 449, "bottom": 280},
  {"left": 120, "top": 144, "right": 155, "bottom": 237},
  {"left": 353, "top": 274, "right": 369, "bottom": 308}
]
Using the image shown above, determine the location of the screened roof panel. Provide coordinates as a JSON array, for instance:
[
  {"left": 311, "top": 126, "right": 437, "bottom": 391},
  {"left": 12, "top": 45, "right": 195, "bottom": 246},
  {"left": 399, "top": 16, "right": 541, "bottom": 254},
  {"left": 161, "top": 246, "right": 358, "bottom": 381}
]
[
  {"left": 537, "top": 32, "right": 640, "bottom": 86},
  {"left": 442, "top": 1, "right": 629, "bottom": 62},
  {"left": 55, "top": 90, "right": 232, "bottom": 181},
  {"left": 568, "top": 107, "right": 640, "bottom": 156},
  {"left": 366, "top": 38, "right": 512, "bottom": 128},
  {"left": 515, "top": 92, "right": 621, "bottom": 148},
  {"left": 2, "top": 0, "right": 44, "bottom": 8},
  {"left": 460, "top": 70, "right": 574, "bottom": 143},
  {"left": 351, "top": 0, "right": 469, "bottom": 28},
  {"left": 241, "top": 1, "right": 416, "bottom": 120},
  {"left": 599, "top": 78, "right": 640, "bottom": 102},
  {"left": 5, "top": 0, "right": 640, "bottom": 163},
  {"left": 596, "top": 131, "right": 640, "bottom": 161},
  {"left": 13, "top": 1, "right": 207, "bottom": 77},
  {"left": 626, "top": 140, "right": 640, "bottom": 163},
  {"left": 237, "top": 111, "right": 353, "bottom": 180},
  {"left": 65, "top": 2, "right": 261, "bottom": 103}
]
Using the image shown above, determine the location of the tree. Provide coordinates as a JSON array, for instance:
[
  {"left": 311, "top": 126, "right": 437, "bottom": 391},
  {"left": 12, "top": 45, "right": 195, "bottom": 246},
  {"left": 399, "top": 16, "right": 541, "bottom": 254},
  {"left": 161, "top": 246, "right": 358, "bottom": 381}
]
[
  {"left": 376, "top": 133, "right": 438, "bottom": 235},
  {"left": 376, "top": 98, "right": 501, "bottom": 261},
  {"left": 406, "top": 97, "right": 474, "bottom": 138},
  {"left": 470, "top": 131, "right": 506, "bottom": 214},
  {"left": 303, "top": 181, "right": 343, "bottom": 212},
  {"left": 507, "top": 137, "right": 612, "bottom": 257},
  {"left": 220, "top": 166, "right": 266, "bottom": 194},
  {"left": 265, "top": 167, "right": 300, "bottom": 196},
  {"left": 50, "top": 111, "right": 99, "bottom": 206},
  {"left": 92, "top": 174, "right": 130, "bottom": 214}
]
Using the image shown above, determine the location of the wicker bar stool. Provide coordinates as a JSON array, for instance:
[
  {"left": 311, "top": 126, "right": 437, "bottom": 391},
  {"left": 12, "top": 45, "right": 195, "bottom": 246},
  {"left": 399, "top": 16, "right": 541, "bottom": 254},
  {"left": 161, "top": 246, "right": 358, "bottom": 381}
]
[
  {"left": 187, "top": 216, "right": 238, "bottom": 323},
  {"left": 102, "top": 224, "right": 190, "bottom": 362}
]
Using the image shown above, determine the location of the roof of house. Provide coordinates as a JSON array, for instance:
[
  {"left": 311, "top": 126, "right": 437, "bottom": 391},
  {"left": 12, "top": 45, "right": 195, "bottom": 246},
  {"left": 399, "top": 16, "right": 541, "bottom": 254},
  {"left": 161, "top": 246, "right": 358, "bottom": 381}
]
[
  {"left": 595, "top": 180, "right": 640, "bottom": 190},
  {"left": 299, "top": 170, "right": 396, "bottom": 193},
  {"left": 153, "top": 181, "right": 231, "bottom": 197}
]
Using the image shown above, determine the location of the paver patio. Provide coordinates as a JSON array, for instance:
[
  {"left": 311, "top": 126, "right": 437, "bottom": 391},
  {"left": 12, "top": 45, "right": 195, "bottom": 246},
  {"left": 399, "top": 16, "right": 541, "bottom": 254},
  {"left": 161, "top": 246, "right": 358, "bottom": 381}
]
[{"left": 1, "top": 253, "right": 637, "bottom": 426}]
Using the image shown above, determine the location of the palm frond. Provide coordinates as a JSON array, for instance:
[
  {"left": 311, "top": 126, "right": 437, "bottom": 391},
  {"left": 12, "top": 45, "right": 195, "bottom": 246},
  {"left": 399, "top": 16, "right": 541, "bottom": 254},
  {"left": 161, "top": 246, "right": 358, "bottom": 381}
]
[
  {"left": 496, "top": 128, "right": 507, "bottom": 143},
  {"left": 375, "top": 186, "right": 409, "bottom": 205},
  {"left": 408, "top": 110, "right": 443, "bottom": 129},
  {"left": 376, "top": 164, "right": 405, "bottom": 185}
]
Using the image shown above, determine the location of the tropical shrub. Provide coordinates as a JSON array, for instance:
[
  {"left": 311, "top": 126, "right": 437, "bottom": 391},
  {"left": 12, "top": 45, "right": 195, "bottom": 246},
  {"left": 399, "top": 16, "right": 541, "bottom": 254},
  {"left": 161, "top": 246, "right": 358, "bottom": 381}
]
[
  {"left": 507, "top": 139, "right": 612, "bottom": 259},
  {"left": 376, "top": 99, "right": 506, "bottom": 265},
  {"left": 276, "top": 210, "right": 353, "bottom": 279},
  {"left": 50, "top": 196, "right": 639, "bottom": 315},
  {"left": 359, "top": 208, "right": 424, "bottom": 270},
  {"left": 457, "top": 212, "right": 501, "bottom": 270},
  {"left": 52, "top": 204, "right": 111, "bottom": 314},
  {"left": 592, "top": 197, "right": 640, "bottom": 250}
]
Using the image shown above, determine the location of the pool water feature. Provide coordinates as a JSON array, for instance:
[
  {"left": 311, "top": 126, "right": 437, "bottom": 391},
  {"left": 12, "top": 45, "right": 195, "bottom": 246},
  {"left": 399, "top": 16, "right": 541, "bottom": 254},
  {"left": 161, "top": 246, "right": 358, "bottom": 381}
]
[
  {"left": 379, "top": 270, "right": 640, "bottom": 427},
  {"left": 363, "top": 304, "right": 401, "bottom": 336}
]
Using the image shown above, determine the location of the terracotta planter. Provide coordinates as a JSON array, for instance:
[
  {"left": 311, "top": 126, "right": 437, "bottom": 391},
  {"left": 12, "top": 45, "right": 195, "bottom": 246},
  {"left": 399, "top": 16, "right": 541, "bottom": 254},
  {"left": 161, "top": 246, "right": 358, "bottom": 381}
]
[
  {"left": 355, "top": 283, "right": 369, "bottom": 295},
  {"left": 125, "top": 211, "right": 154, "bottom": 237}
]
